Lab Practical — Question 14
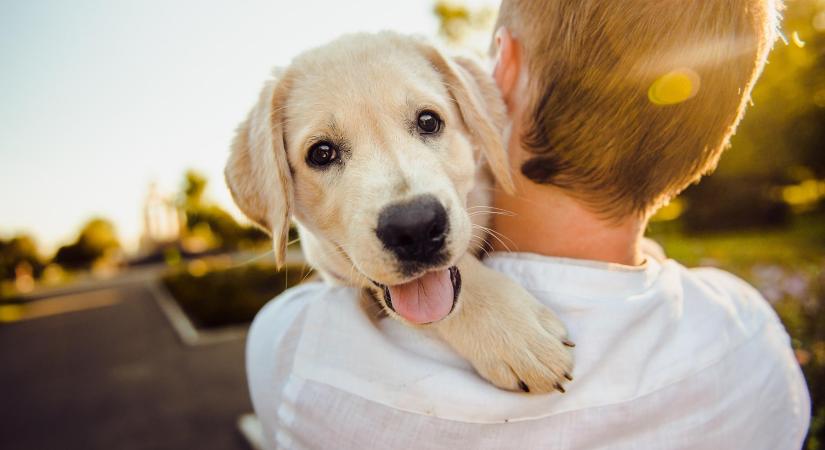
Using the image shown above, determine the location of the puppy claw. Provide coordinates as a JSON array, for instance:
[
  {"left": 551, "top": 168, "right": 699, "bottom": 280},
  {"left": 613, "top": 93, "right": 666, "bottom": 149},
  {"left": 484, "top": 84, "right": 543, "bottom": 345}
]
[
  {"left": 564, "top": 372, "right": 574, "bottom": 381},
  {"left": 518, "top": 380, "right": 530, "bottom": 393},
  {"left": 554, "top": 383, "right": 566, "bottom": 393},
  {"left": 562, "top": 339, "right": 576, "bottom": 348}
]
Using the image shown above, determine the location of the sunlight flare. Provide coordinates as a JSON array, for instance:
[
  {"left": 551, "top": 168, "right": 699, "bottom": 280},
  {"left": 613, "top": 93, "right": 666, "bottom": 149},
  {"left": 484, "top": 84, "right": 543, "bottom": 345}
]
[{"left": 648, "top": 69, "right": 700, "bottom": 106}]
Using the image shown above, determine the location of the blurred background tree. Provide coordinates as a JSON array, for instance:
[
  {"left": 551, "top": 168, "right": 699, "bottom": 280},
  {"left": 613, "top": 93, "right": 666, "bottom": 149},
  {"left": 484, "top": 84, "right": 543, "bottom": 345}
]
[
  {"left": 0, "top": 235, "right": 43, "bottom": 281},
  {"left": 179, "top": 170, "right": 269, "bottom": 253},
  {"left": 434, "top": 0, "right": 496, "bottom": 53},
  {"left": 52, "top": 218, "right": 121, "bottom": 270},
  {"left": 678, "top": 0, "right": 825, "bottom": 232}
]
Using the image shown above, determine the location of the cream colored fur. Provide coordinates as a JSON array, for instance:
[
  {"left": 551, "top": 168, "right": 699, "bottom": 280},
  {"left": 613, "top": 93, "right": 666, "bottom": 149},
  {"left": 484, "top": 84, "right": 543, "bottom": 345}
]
[{"left": 226, "top": 32, "right": 573, "bottom": 393}]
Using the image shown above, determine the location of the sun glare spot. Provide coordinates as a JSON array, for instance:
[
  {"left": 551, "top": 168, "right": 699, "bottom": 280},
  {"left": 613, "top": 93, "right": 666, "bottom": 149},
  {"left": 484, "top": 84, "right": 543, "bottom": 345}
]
[
  {"left": 648, "top": 69, "right": 700, "bottom": 106},
  {"left": 792, "top": 31, "right": 806, "bottom": 48}
]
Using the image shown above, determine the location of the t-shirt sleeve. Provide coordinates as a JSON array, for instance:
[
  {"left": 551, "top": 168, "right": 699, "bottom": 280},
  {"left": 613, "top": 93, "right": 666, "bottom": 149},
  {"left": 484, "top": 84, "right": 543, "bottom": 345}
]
[
  {"left": 687, "top": 266, "right": 811, "bottom": 445},
  {"left": 689, "top": 266, "right": 785, "bottom": 331}
]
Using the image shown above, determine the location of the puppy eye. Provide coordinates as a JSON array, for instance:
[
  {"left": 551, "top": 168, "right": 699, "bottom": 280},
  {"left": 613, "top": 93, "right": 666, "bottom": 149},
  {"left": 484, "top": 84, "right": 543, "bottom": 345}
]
[
  {"left": 307, "top": 142, "right": 339, "bottom": 167},
  {"left": 417, "top": 110, "right": 443, "bottom": 135}
]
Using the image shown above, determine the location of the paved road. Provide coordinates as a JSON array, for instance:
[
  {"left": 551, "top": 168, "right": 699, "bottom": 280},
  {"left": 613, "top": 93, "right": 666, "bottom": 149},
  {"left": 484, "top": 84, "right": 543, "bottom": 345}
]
[{"left": 0, "top": 284, "right": 253, "bottom": 450}]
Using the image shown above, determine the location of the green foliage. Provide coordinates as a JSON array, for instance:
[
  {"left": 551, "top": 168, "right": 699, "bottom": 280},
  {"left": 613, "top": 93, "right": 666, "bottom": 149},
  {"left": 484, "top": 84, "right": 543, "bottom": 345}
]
[
  {"left": 184, "top": 204, "right": 268, "bottom": 249},
  {"left": 53, "top": 218, "right": 121, "bottom": 270},
  {"left": 650, "top": 211, "right": 824, "bottom": 269},
  {"left": 179, "top": 170, "right": 269, "bottom": 252},
  {"left": 718, "top": 0, "right": 825, "bottom": 180},
  {"left": 162, "top": 262, "right": 309, "bottom": 329},
  {"left": 681, "top": 0, "right": 825, "bottom": 229},
  {"left": 0, "top": 235, "right": 43, "bottom": 281},
  {"left": 433, "top": 0, "right": 496, "bottom": 51},
  {"left": 680, "top": 176, "right": 791, "bottom": 232},
  {"left": 182, "top": 170, "right": 208, "bottom": 209}
]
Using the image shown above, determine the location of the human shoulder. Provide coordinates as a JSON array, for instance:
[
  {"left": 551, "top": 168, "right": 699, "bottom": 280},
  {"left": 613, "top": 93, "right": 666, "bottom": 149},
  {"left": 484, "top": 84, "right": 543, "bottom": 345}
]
[
  {"left": 246, "top": 281, "right": 362, "bottom": 383},
  {"left": 677, "top": 264, "right": 810, "bottom": 444},
  {"left": 679, "top": 263, "right": 783, "bottom": 332},
  {"left": 252, "top": 281, "right": 354, "bottom": 323},
  {"left": 248, "top": 281, "right": 359, "bottom": 348}
]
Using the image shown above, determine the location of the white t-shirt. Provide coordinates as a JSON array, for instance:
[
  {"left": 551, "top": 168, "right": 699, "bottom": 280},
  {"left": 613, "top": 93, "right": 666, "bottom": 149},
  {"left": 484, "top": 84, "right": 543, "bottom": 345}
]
[{"left": 246, "top": 251, "right": 810, "bottom": 450}]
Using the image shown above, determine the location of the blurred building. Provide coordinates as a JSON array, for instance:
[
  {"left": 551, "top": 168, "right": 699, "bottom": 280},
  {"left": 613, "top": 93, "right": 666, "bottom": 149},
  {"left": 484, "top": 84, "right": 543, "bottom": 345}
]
[{"left": 138, "top": 183, "right": 182, "bottom": 256}]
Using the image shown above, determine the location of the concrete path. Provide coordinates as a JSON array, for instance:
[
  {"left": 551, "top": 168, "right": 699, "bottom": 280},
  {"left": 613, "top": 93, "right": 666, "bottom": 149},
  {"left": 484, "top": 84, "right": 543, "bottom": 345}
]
[{"left": 0, "top": 284, "right": 253, "bottom": 450}]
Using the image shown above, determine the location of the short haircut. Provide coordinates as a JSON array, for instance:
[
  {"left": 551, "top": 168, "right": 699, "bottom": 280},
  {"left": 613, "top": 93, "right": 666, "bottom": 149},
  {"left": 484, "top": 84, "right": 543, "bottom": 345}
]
[{"left": 495, "top": 0, "right": 782, "bottom": 218}]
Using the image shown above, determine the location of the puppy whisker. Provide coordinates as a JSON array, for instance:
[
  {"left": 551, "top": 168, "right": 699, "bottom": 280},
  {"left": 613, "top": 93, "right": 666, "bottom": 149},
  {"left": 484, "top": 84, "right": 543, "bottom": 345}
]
[
  {"left": 299, "top": 265, "right": 316, "bottom": 284},
  {"left": 469, "top": 211, "right": 516, "bottom": 218},
  {"left": 472, "top": 223, "right": 516, "bottom": 253},
  {"left": 229, "top": 249, "right": 275, "bottom": 269}
]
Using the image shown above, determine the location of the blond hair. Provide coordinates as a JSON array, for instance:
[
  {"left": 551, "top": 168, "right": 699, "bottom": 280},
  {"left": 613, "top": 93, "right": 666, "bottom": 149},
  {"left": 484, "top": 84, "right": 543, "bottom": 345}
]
[{"left": 496, "top": 0, "right": 781, "bottom": 218}]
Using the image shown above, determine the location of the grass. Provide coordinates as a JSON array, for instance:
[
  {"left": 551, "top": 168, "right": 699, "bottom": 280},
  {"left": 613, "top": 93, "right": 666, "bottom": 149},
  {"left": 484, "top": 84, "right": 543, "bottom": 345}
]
[{"left": 649, "top": 212, "right": 824, "bottom": 271}]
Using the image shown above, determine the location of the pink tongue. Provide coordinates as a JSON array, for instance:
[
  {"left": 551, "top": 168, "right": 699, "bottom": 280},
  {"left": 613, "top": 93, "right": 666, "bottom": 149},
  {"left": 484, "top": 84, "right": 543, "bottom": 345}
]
[{"left": 388, "top": 269, "right": 454, "bottom": 324}]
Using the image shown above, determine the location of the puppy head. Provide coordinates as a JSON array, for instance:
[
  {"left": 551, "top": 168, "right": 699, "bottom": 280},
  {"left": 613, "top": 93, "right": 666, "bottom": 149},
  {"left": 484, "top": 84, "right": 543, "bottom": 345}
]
[{"left": 226, "top": 33, "right": 510, "bottom": 292}]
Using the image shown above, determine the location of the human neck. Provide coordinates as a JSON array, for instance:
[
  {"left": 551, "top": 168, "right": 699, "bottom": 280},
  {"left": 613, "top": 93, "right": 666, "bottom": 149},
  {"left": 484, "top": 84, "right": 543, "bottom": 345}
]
[{"left": 491, "top": 179, "right": 647, "bottom": 266}]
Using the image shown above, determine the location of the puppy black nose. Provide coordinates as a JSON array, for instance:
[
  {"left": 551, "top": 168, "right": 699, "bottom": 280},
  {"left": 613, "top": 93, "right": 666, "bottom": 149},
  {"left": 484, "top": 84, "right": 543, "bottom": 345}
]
[{"left": 376, "top": 195, "right": 448, "bottom": 263}]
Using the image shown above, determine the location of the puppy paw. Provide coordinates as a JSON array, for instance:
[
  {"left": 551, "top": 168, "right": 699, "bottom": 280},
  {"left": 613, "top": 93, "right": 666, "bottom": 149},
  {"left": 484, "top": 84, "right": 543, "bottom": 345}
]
[
  {"left": 436, "top": 286, "right": 574, "bottom": 394},
  {"left": 471, "top": 302, "right": 575, "bottom": 394},
  {"left": 433, "top": 256, "right": 575, "bottom": 394}
]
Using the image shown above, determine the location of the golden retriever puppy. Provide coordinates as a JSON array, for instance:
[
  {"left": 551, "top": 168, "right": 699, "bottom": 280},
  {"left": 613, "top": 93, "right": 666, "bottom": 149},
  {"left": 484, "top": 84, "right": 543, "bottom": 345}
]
[{"left": 225, "top": 32, "right": 573, "bottom": 393}]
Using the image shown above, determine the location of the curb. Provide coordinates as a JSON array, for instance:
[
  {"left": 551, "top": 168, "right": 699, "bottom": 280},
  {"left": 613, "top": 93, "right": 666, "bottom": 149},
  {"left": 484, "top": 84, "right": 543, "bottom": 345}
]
[{"left": 146, "top": 281, "right": 248, "bottom": 346}]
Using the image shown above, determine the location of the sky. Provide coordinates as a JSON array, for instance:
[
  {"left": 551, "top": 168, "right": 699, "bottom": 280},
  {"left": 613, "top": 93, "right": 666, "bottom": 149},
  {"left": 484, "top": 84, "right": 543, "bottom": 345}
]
[{"left": 0, "top": 0, "right": 497, "bottom": 254}]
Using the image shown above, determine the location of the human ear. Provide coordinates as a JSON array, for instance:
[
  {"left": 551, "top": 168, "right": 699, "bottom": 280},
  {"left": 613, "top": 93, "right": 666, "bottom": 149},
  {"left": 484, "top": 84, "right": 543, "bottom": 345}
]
[{"left": 492, "top": 27, "right": 522, "bottom": 112}]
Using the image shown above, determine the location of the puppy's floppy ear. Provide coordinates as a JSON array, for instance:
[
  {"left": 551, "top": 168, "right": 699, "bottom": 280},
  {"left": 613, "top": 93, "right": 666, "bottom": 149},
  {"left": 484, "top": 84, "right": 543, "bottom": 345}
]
[
  {"left": 418, "top": 45, "right": 515, "bottom": 194},
  {"left": 225, "top": 70, "right": 294, "bottom": 268}
]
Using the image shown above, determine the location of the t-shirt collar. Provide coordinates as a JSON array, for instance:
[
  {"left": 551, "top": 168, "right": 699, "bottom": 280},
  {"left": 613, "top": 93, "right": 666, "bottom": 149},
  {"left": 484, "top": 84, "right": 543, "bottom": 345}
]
[{"left": 484, "top": 251, "right": 664, "bottom": 299}]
